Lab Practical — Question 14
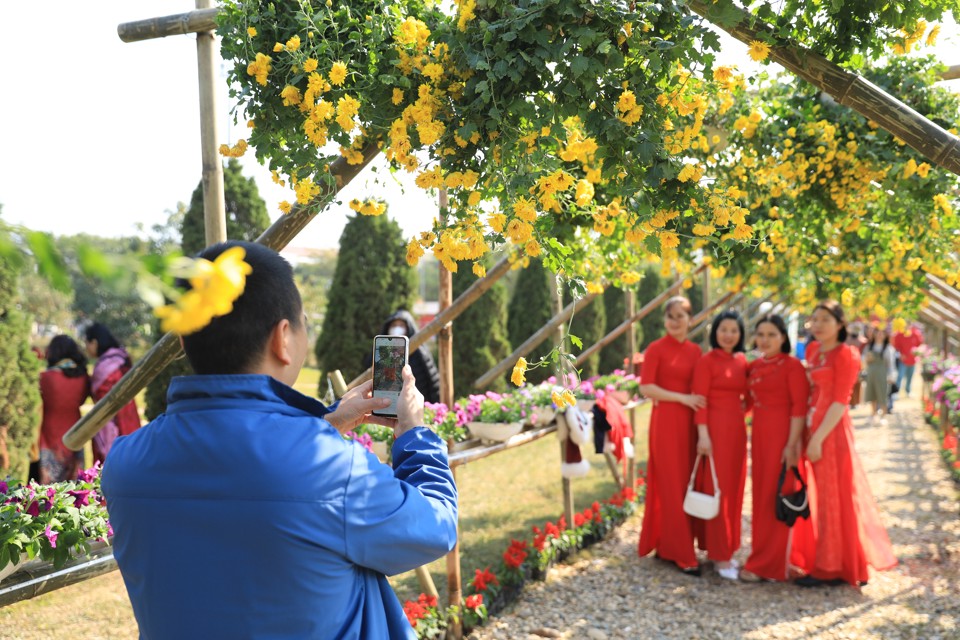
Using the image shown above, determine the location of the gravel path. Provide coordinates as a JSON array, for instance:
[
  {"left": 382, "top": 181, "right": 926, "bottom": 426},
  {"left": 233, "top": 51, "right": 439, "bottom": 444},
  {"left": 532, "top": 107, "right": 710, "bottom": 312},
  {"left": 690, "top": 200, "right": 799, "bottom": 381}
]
[{"left": 471, "top": 396, "right": 960, "bottom": 640}]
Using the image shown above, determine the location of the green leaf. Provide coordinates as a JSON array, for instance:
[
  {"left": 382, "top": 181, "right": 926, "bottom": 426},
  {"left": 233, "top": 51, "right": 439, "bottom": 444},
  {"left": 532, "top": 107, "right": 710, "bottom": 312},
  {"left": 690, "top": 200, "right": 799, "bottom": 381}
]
[
  {"left": 569, "top": 334, "right": 583, "bottom": 349},
  {"left": 25, "top": 231, "right": 70, "bottom": 292},
  {"left": 570, "top": 56, "right": 589, "bottom": 77},
  {"left": 77, "top": 244, "right": 113, "bottom": 278}
]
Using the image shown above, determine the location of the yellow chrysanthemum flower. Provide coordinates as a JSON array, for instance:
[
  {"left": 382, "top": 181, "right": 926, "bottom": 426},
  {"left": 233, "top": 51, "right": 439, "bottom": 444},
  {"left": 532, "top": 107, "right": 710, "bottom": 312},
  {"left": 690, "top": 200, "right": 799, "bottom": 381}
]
[
  {"left": 155, "top": 247, "right": 253, "bottom": 335},
  {"left": 511, "top": 357, "right": 527, "bottom": 387},
  {"left": 748, "top": 40, "right": 771, "bottom": 62},
  {"left": 303, "top": 58, "right": 318, "bottom": 73},
  {"left": 285, "top": 35, "right": 301, "bottom": 51},
  {"left": 329, "top": 61, "right": 348, "bottom": 86},
  {"left": 247, "top": 27, "right": 257, "bottom": 37}
]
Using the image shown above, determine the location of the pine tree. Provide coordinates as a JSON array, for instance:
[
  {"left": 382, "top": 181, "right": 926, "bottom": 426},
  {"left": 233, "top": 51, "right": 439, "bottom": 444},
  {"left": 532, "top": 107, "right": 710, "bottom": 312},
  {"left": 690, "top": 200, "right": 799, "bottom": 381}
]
[
  {"left": 564, "top": 286, "right": 606, "bottom": 379},
  {"left": 0, "top": 245, "right": 40, "bottom": 482},
  {"left": 638, "top": 266, "right": 666, "bottom": 350},
  {"left": 315, "top": 213, "right": 416, "bottom": 386},
  {"left": 598, "top": 287, "right": 640, "bottom": 375},
  {"left": 451, "top": 258, "right": 511, "bottom": 397},
  {"left": 145, "top": 160, "right": 271, "bottom": 419},
  {"left": 506, "top": 258, "right": 555, "bottom": 384}
]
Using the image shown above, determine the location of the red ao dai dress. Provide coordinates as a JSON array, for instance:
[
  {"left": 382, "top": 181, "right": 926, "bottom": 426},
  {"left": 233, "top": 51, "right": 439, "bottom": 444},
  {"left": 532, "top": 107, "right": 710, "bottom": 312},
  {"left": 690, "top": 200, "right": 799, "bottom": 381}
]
[
  {"left": 805, "top": 342, "right": 897, "bottom": 585},
  {"left": 637, "top": 335, "right": 702, "bottom": 570},
  {"left": 744, "top": 353, "right": 815, "bottom": 581},
  {"left": 691, "top": 349, "right": 748, "bottom": 563}
]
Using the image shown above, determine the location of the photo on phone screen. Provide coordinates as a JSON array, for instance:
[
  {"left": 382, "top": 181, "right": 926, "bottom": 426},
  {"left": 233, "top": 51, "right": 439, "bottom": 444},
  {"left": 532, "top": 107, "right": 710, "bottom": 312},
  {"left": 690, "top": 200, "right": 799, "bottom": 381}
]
[{"left": 372, "top": 335, "right": 408, "bottom": 417}]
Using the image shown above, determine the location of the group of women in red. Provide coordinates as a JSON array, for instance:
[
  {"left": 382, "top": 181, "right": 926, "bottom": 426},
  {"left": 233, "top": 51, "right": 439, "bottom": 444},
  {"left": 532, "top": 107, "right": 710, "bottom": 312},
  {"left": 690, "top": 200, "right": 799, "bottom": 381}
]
[{"left": 638, "top": 297, "right": 897, "bottom": 586}]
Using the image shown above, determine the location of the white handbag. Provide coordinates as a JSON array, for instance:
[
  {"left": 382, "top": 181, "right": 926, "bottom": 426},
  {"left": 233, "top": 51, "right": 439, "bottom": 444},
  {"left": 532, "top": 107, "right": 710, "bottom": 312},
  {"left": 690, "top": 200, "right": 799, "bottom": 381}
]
[{"left": 683, "top": 453, "right": 721, "bottom": 520}]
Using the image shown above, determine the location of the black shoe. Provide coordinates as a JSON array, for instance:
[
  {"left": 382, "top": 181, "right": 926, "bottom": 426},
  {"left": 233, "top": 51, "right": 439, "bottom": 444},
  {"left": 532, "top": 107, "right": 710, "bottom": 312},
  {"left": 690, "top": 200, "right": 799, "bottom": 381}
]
[
  {"left": 680, "top": 565, "right": 702, "bottom": 577},
  {"left": 795, "top": 575, "right": 846, "bottom": 587}
]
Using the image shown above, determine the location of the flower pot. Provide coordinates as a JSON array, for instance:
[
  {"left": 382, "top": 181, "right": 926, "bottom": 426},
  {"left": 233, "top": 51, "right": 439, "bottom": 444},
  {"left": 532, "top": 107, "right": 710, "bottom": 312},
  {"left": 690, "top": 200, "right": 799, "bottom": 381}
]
[
  {"left": 467, "top": 421, "right": 524, "bottom": 443},
  {"left": 530, "top": 406, "right": 556, "bottom": 426},
  {"left": 576, "top": 399, "right": 596, "bottom": 413},
  {"left": 370, "top": 441, "right": 390, "bottom": 464},
  {"left": 0, "top": 552, "right": 30, "bottom": 583}
]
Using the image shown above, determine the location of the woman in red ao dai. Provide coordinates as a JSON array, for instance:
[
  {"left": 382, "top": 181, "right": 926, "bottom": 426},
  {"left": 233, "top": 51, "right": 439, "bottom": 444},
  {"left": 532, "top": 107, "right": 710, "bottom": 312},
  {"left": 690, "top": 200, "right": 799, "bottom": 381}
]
[
  {"left": 638, "top": 296, "right": 706, "bottom": 575},
  {"left": 740, "top": 314, "right": 815, "bottom": 583},
  {"left": 692, "top": 310, "right": 748, "bottom": 581},
  {"left": 797, "top": 300, "right": 897, "bottom": 587}
]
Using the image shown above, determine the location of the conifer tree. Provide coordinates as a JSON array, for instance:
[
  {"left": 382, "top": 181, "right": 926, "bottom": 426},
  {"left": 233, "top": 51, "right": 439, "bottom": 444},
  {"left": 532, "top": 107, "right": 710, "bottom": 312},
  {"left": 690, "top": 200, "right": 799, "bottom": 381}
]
[
  {"left": 0, "top": 240, "right": 40, "bottom": 482},
  {"left": 315, "top": 213, "right": 416, "bottom": 386},
  {"left": 638, "top": 266, "right": 667, "bottom": 350},
  {"left": 506, "top": 258, "right": 555, "bottom": 384},
  {"left": 145, "top": 160, "right": 271, "bottom": 419},
  {"left": 451, "top": 257, "right": 511, "bottom": 397},
  {"left": 598, "top": 287, "right": 640, "bottom": 375}
]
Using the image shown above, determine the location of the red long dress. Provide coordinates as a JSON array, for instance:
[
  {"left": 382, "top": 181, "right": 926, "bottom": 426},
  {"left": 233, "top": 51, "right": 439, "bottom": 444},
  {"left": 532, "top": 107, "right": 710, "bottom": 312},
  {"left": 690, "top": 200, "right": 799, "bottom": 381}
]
[
  {"left": 806, "top": 342, "right": 897, "bottom": 585},
  {"left": 39, "top": 368, "right": 89, "bottom": 483},
  {"left": 744, "top": 354, "right": 816, "bottom": 580},
  {"left": 637, "top": 335, "right": 702, "bottom": 570},
  {"left": 691, "top": 349, "right": 748, "bottom": 562}
]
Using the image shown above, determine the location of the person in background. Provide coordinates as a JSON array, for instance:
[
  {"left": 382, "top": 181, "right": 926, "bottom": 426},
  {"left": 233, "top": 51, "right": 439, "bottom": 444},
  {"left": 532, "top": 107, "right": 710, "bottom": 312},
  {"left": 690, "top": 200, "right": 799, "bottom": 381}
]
[
  {"left": 102, "top": 242, "right": 457, "bottom": 639},
  {"left": 38, "top": 336, "right": 90, "bottom": 483},
  {"left": 798, "top": 300, "right": 896, "bottom": 587},
  {"left": 844, "top": 322, "right": 868, "bottom": 407},
  {"left": 892, "top": 323, "right": 924, "bottom": 398},
  {"left": 862, "top": 326, "right": 896, "bottom": 426},
  {"left": 84, "top": 323, "right": 141, "bottom": 463},
  {"left": 740, "top": 314, "right": 814, "bottom": 583},
  {"left": 637, "top": 296, "right": 706, "bottom": 576},
  {"left": 365, "top": 310, "right": 441, "bottom": 404},
  {"left": 692, "top": 310, "right": 749, "bottom": 581}
]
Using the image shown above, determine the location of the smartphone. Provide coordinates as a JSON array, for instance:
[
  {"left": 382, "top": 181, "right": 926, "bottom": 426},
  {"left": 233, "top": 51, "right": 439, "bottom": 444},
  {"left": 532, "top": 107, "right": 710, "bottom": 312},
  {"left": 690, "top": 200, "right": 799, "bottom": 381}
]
[{"left": 371, "top": 334, "right": 409, "bottom": 417}]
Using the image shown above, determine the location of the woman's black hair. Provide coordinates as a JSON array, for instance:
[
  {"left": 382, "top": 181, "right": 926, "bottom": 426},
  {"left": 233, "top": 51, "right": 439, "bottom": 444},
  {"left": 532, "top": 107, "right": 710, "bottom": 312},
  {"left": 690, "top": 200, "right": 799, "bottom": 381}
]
[
  {"left": 753, "top": 314, "right": 792, "bottom": 354},
  {"left": 813, "top": 300, "right": 848, "bottom": 343},
  {"left": 84, "top": 323, "right": 122, "bottom": 357},
  {"left": 45, "top": 335, "right": 88, "bottom": 377},
  {"left": 709, "top": 309, "right": 745, "bottom": 353}
]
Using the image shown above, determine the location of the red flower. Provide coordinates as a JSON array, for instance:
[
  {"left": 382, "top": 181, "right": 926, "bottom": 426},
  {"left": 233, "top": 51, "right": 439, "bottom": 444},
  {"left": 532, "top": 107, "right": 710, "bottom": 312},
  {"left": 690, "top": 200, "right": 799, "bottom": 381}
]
[
  {"left": 403, "top": 601, "right": 426, "bottom": 627},
  {"left": 953, "top": 460, "right": 960, "bottom": 469},
  {"left": 545, "top": 521, "right": 560, "bottom": 538},
  {"left": 465, "top": 594, "right": 484, "bottom": 610},
  {"left": 503, "top": 539, "right": 528, "bottom": 568},
  {"left": 472, "top": 566, "right": 499, "bottom": 592},
  {"left": 533, "top": 532, "right": 547, "bottom": 551},
  {"left": 591, "top": 500, "right": 601, "bottom": 513},
  {"left": 622, "top": 487, "right": 637, "bottom": 502},
  {"left": 583, "top": 508, "right": 594, "bottom": 521},
  {"left": 557, "top": 515, "right": 567, "bottom": 531},
  {"left": 944, "top": 434, "right": 957, "bottom": 451},
  {"left": 417, "top": 593, "right": 438, "bottom": 608},
  {"left": 574, "top": 512, "right": 586, "bottom": 527}
]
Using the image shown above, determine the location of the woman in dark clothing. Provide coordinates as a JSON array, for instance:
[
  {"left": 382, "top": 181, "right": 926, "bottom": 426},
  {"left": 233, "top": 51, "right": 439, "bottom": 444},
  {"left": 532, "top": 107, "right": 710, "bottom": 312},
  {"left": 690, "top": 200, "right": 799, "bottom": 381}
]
[
  {"left": 38, "top": 336, "right": 90, "bottom": 483},
  {"left": 365, "top": 310, "right": 441, "bottom": 404}
]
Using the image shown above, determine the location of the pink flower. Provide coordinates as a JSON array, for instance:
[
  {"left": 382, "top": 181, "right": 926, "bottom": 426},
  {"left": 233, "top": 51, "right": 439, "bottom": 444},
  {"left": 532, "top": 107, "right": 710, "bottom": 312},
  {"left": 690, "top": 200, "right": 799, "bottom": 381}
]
[{"left": 44, "top": 525, "right": 58, "bottom": 548}]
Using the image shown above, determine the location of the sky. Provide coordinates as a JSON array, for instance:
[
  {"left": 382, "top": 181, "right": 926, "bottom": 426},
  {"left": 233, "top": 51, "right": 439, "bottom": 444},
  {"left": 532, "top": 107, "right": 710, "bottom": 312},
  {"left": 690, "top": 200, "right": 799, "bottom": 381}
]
[{"left": 0, "top": 4, "right": 956, "bottom": 251}]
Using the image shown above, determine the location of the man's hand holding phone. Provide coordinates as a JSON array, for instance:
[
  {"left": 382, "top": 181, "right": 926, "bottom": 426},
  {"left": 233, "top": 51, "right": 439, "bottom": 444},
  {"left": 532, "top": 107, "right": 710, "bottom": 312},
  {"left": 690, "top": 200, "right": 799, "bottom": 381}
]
[{"left": 326, "top": 366, "right": 424, "bottom": 438}]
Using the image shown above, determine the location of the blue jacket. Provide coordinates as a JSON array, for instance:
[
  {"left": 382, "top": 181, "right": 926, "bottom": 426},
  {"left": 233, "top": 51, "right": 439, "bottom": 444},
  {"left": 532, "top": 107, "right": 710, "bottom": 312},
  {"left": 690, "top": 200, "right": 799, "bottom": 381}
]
[{"left": 102, "top": 375, "right": 458, "bottom": 639}]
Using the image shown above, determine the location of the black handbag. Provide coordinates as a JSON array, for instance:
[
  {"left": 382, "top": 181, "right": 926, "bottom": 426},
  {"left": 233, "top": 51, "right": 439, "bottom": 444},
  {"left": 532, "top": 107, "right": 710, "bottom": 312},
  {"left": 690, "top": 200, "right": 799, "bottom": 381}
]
[{"left": 776, "top": 464, "right": 810, "bottom": 527}]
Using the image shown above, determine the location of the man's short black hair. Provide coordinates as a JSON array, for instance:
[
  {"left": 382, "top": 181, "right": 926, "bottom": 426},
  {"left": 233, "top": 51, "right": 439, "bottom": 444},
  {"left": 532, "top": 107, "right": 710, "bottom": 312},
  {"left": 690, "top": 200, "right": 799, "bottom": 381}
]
[
  {"left": 181, "top": 241, "right": 303, "bottom": 375},
  {"left": 708, "top": 309, "right": 745, "bottom": 353}
]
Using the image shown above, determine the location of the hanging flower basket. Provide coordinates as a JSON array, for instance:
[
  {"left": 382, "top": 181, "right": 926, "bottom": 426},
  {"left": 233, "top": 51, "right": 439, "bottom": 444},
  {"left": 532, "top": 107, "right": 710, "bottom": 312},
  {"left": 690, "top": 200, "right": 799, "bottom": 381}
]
[
  {"left": 530, "top": 406, "right": 556, "bottom": 426},
  {"left": 467, "top": 421, "right": 524, "bottom": 443}
]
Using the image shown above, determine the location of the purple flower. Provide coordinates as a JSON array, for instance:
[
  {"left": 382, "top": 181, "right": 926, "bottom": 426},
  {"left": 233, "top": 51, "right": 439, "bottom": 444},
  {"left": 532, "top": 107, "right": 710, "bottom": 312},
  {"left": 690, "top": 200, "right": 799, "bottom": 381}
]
[
  {"left": 107, "top": 523, "right": 114, "bottom": 537},
  {"left": 26, "top": 501, "right": 40, "bottom": 517},
  {"left": 46, "top": 487, "right": 56, "bottom": 499},
  {"left": 69, "top": 490, "right": 93, "bottom": 507},
  {"left": 77, "top": 462, "right": 101, "bottom": 484},
  {"left": 45, "top": 525, "right": 58, "bottom": 549},
  {"left": 0, "top": 481, "right": 7, "bottom": 494},
  {"left": 354, "top": 433, "right": 374, "bottom": 453}
]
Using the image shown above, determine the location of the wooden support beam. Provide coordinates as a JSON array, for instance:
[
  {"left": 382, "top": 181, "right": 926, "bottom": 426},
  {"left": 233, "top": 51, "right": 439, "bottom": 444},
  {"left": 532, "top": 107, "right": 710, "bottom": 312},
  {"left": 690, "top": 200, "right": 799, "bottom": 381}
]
[
  {"left": 196, "top": 0, "right": 226, "bottom": 247},
  {"left": 924, "top": 288, "right": 960, "bottom": 318},
  {"left": 942, "top": 64, "right": 960, "bottom": 82},
  {"left": 688, "top": 291, "right": 744, "bottom": 341},
  {"left": 926, "top": 274, "right": 960, "bottom": 305},
  {"left": 475, "top": 292, "right": 600, "bottom": 389},
  {"left": 118, "top": 8, "right": 218, "bottom": 43},
  {"left": 689, "top": 0, "right": 960, "bottom": 177},
  {"left": 63, "top": 145, "right": 382, "bottom": 451},
  {"left": 347, "top": 255, "right": 513, "bottom": 390}
]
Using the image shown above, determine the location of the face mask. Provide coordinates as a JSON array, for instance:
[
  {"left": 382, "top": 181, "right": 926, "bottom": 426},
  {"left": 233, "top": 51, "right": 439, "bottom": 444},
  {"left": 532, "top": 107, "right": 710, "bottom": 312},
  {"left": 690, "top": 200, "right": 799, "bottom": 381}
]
[{"left": 388, "top": 325, "right": 407, "bottom": 337}]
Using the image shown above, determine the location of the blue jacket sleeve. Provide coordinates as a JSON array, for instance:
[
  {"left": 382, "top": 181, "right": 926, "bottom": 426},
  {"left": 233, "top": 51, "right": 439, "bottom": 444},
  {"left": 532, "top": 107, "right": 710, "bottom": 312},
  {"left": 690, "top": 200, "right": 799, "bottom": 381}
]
[{"left": 342, "top": 427, "right": 458, "bottom": 576}]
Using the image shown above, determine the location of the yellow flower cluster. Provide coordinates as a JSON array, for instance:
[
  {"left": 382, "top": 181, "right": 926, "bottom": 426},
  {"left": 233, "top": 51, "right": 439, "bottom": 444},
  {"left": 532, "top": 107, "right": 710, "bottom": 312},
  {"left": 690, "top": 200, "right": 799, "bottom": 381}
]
[
  {"left": 890, "top": 19, "right": 940, "bottom": 54},
  {"left": 456, "top": 0, "right": 476, "bottom": 31},
  {"left": 293, "top": 177, "right": 321, "bottom": 205},
  {"left": 616, "top": 89, "right": 644, "bottom": 125},
  {"left": 551, "top": 388, "right": 577, "bottom": 409},
  {"left": 246, "top": 53, "right": 272, "bottom": 86},
  {"left": 348, "top": 198, "right": 387, "bottom": 216},
  {"left": 218, "top": 139, "right": 248, "bottom": 158},
  {"left": 155, "top": 247, "right": 253, "bottom": 335},
  {"left": 748, "top": 40, "right": 771, "bottom": 62}
]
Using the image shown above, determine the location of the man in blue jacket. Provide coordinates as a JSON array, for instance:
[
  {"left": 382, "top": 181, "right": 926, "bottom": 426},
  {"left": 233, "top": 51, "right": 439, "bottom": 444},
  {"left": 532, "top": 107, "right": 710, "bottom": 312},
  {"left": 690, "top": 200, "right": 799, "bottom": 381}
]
[{"left": 102, "top": 241, "right": 458, "bottom": 639}]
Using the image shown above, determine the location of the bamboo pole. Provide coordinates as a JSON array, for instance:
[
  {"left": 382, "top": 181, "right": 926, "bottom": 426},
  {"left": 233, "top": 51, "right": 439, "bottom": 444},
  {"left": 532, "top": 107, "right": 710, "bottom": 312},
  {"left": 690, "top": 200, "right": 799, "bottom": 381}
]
[
  {"left": 117, "top": 8, "right": 219, "bottom": 43},
  {"left": 346, "top": 255, "right": 513, "bottom": 390},
  {"left": 196, "top": 0, "right": 227, "bottom": 247},
  {"left": 625, "top": 289, "right": 637, "bottom": 359},
  {"left": 942, "top": 65, "right": 960, "bottom": 82},
  {"left": 919, "top": 308, "right": 960, "bottom": 335},
  {"left": 924, "top": 289, "right": 960, "bottom": 318},
  {"left": 573, "top": 268, "right": 705, "bottom": 368},
  {"left": 926, "top": 274, "right": 960, "bottom": 304},
  {"left": 688, "top": 0, "right": 960, "bottom": 177},
  {"left": 474, "top": 292, "right": 600, "bottom": 389},
  {"left": 63, "top": 145, "right": 381, "bottom": 451}
]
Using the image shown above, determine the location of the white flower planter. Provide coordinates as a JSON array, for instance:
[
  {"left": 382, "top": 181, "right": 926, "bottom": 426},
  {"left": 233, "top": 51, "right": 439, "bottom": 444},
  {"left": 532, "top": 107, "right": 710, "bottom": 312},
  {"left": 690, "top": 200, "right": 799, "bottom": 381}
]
[
  {"left": 467, "top": 421, "right": 524, "bottom": 443},
  {"left": 531, "top": 406, "right": 556, "bottom": 426},
  {"left": 0, "top": 552, "right": 30, "bottom": 583}
]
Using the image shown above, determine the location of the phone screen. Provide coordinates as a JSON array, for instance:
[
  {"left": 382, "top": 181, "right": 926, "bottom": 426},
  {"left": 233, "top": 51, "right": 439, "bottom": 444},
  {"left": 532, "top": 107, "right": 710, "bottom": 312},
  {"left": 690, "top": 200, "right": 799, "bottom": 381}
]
[{"left": 372, "top": 335, "right": 408, "bottom": 417}]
